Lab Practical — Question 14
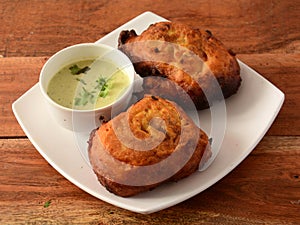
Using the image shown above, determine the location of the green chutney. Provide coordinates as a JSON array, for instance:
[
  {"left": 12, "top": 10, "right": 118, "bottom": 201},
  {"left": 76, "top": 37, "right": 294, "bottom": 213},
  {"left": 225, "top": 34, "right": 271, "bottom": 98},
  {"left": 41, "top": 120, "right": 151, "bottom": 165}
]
[{"left": 47, "top": 59, "right": 130, "bottom": 110}]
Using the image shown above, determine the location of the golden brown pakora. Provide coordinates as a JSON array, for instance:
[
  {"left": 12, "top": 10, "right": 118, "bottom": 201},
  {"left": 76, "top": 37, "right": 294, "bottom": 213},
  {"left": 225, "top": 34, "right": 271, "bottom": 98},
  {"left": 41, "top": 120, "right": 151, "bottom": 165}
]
[
  {"left": 88, "top": 95, "right": 211, "bottom": 197},
  {"left": 118, "top": 21, "right": 241, "bottom": 109}
]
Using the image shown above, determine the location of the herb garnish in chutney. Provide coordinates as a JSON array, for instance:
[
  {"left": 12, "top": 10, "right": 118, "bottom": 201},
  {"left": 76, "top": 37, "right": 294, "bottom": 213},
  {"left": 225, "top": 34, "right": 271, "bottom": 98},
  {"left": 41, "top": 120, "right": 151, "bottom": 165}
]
[
  {"left": 69, "top": 64, "right": 91, "bottom": 75},
  {"left": 95, "top": 77, "right": 109, "bottom": 98},
  {"left": 74, "top": 75, "right": 110, "bottom": 106},
  {"left": 47, "top": 59, "right": 130, "bottom": 110},
  {"left": 74, "top": 86, "right": 96, "bottom": 107}
]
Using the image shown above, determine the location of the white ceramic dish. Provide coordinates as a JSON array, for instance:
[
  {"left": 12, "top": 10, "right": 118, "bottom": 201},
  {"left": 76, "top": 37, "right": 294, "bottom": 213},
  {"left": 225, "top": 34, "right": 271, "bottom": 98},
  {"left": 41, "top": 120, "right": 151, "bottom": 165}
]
[
  {"left": 12, "top": 11, "right": 284, "bottom": 214},
  {"left": 39, "top": 43, "right": 135, "bottom": 132}
]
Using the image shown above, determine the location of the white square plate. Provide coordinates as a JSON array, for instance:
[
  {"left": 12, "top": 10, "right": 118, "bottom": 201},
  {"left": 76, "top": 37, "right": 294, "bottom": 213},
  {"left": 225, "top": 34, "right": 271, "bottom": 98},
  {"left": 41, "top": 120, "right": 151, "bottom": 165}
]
[{"left": 12, "top": 11, "right": 284, "bottom": 214}]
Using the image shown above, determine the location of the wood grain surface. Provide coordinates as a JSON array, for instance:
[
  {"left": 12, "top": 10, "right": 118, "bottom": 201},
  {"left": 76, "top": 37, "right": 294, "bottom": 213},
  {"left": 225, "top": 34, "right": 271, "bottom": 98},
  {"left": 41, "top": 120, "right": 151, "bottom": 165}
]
[{"left": 1, "top": 0, "right": 299, "bottom": 224}]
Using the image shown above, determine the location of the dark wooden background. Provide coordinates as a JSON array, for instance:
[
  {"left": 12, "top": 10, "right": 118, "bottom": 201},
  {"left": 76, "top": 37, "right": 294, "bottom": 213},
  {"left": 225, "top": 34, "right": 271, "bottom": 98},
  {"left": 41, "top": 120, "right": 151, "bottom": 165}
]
[{"left": 1, "top": 0, "right": 299, "bottom": 224}]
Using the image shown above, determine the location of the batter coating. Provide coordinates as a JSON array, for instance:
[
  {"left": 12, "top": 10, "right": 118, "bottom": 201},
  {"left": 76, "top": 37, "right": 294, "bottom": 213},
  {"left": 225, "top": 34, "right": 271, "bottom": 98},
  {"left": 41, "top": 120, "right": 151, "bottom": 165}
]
[
  {"left": 88, "top": 95, "right": 211, "bottom": 197},
  {"left": 118, "top": 21, "right": 241, "bottom": 109}
]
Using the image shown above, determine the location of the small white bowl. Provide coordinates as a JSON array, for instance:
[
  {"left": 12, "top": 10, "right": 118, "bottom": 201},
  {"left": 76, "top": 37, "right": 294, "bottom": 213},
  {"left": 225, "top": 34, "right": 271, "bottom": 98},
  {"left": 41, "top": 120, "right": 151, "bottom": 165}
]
[{"left": 39, "top": 43, "right": 135, "bottom": 132}]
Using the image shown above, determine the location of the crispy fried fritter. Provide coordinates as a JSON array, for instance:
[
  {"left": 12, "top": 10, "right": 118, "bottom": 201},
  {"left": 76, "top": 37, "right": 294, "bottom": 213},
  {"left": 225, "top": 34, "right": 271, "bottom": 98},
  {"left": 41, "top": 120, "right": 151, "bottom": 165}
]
[
  {"left": 88, "top": 95, "right": 211, "bottom": 197},
  {"left": 118, "top": 21, "right": 241, "bottom": 109}
]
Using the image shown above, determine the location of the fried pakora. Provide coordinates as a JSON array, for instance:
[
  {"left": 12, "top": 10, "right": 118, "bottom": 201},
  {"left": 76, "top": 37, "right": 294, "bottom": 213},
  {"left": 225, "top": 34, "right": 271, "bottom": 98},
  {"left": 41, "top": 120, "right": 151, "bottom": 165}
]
[
  {"left": 88, "top": 95, "right": 211, "bottom": 197},
  {"left": 118, "top": 21, "right": 241, "bottom": 109}
]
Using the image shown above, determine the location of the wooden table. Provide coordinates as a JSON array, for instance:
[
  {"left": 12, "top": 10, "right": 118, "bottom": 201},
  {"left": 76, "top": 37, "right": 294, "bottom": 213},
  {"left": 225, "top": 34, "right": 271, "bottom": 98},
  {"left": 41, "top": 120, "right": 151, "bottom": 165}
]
[{"left": 1, "top": 0, "right": 299, "bottom": 224}]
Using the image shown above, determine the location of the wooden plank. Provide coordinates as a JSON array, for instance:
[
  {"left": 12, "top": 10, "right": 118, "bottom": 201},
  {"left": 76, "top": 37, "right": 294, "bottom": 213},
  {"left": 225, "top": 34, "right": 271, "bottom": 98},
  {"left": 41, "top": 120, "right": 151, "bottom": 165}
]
[
  {"left": 1, "top": 0, "right": 299, "bottom": 224},
  {"left": 0, "top": 0, "right": 299, "bottom": 57},
  {"left": 0, "top": 136, "right": 299, "bottom": 224},
  {"left": 238, "top": 53, "right": 300, "bottom": 136},
  {"left": 0, "top": 57, "right": 47, "bottom": 137},
  {"left": 1, "top": 54, "right": 299, "bottom": 137}
]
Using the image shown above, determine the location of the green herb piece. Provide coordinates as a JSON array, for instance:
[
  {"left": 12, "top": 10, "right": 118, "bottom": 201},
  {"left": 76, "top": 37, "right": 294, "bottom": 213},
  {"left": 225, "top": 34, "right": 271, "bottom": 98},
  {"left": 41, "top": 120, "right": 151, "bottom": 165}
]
[
  {"left": 75, "top": 78, "right": 87, "bottom": 85},
  {"left": 95, "top": 77, "right": 106, "bottom": 89},
  {"left": 99, "top": 85, "right": 109, "bottom": 98},
  {"left": 43, "top": 200, "right": 52, "bottom": 208},
  {"left": 69, "top": 64, "right": 90, "bottom": 75},
  {"left": 74, "top": 75, "right": 111, "bottom": 106},
  {"left": 95, "top": 76, "right": 109, "bottom": 98},
  {"left": 74, "top": 87, "right": 96, "bottom": 106}
]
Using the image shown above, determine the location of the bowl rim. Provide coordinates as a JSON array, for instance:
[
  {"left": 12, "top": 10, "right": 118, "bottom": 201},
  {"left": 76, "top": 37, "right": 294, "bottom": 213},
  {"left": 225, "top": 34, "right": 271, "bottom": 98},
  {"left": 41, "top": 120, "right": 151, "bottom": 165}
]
[{"left": 39, "top": 42, "right": 135, "bottom": 113}]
